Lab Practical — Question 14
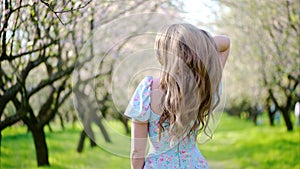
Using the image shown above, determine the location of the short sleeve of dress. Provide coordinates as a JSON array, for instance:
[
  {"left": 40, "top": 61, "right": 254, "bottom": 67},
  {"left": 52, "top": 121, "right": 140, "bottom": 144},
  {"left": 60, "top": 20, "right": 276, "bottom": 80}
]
[{"left": 124, "top": 76, "right": 153, "bottom": 122}]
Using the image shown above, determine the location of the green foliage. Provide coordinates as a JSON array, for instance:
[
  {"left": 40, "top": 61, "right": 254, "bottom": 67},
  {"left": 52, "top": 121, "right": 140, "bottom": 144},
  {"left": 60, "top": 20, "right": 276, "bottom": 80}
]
[
  {"left": 225, "top": 97, "right": 253, "bottom": 118},
  {"left": 1, "top": 115, "right": 299, "bottom": 169}
]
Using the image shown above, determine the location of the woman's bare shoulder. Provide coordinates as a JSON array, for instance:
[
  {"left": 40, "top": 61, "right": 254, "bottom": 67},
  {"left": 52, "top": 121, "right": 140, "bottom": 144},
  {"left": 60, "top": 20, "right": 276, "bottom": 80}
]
[
  {"left": 150, "top": 77, "right": 163, "bottom": 115},
  {"left": 152, "top": 77, "right": 160, "bottom": 90}
]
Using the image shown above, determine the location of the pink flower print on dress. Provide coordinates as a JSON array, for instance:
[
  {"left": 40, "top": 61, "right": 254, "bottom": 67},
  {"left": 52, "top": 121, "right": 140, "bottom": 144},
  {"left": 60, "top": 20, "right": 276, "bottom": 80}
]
[
  {"left": 144, "top": 91, "right": 150, "bottom": 96},
  {"left": 166, "top": 156, "right": 172, "bottom": 162},
  {"left": 140, "top": 111, "right": 146, "bottom": 116},
  {"left": 198, "top": 157, "right": 206, "bottom": 165},
  {"left": 182, "top": 136, "right": 187, "bottom": 144},
  {"left": 143, "top": 105, "right": 149, "bottom": 111},
  {"left": 133, "top": 95, "right": 139, "bottom": 102}
]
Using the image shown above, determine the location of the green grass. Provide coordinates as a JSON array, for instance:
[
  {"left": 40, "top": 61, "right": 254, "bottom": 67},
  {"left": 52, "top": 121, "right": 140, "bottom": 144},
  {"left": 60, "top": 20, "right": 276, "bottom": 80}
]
[
  {"left": 1, "top": 123, "right": 131, "bottom": 169},
  {"left": 200, "top": 114, "right": 300, "bottom": 169},
  {"left": 1, "top": 114, "right": 299, "bottom": 169}
]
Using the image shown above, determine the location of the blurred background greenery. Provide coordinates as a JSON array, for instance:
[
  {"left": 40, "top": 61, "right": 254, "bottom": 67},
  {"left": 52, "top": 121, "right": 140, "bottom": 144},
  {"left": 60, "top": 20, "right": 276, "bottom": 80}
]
[{"left": 0, "top": 0, "right": 299, "bottom": 168}]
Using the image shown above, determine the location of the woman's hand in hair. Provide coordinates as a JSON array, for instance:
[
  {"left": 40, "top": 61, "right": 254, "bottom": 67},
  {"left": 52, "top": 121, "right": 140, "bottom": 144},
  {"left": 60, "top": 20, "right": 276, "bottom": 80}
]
[{"left": 213, "top": 35, "right": 230, "bottom": 68}]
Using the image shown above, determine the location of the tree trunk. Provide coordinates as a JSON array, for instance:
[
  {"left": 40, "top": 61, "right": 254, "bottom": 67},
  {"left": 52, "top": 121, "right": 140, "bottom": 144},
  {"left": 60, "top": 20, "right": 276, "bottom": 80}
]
[
  {"left": 251, "top": 108, "right": 258, "bottom": 125},
  {"left": 77, "top": 130, "right": 86, "bottom": 153},
  {"left": 47, "top": 123, "right": 53, "bottom": 132},
  {"left": 281, "top": 108, "right": 293, "bottom": 131},
  {"left": 94, "top": 118, "right": 111, "bottom": 142},
  {"left": 84, "top": 122, "right": 98, "bottom": 146},
  {"left": 0, "top": 131, "right": 2, "bottom": 158},
  {"left": 120, "top": 117, "right": 130, "bottom": 134},
  {"left": 267, "top": 110, "right": 275, "bottom": 126},
  {"left": 77, "top": 128, "right": 97, "bottom": 153},
  {"left": 58, "top": 113, "right": 65, "bottom": 129},
  {"left": 31, "top": 127, "right": 50, "bottom": 166},
  {"left": 124, "top": 121, "right": 130, "bottom": 134},
  {"left": 90, "top": 137, "right": 97, "bottom": 147}
]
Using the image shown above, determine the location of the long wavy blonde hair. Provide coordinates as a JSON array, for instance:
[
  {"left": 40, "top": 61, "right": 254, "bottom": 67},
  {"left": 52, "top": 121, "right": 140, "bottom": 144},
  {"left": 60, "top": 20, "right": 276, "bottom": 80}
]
[{"left": 154, "top": 23, "right": 222, "bottom": 144}]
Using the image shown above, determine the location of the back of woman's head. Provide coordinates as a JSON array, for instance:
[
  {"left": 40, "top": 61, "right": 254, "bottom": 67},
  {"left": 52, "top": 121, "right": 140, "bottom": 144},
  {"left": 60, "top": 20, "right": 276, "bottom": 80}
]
[{"left": 154, "top": 23, "right": 222, "bottom": 145}]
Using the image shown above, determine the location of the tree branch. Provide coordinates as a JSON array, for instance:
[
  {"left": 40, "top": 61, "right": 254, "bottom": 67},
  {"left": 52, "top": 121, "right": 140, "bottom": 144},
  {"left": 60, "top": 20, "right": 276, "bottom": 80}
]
[
  {"left": 286, "top": 0, "right": 299, "bottom": 34},
  {"left": 40, "top": 0, "right": 92, "bottom": 25},
  {"left": 0, "top": 55, "right": 47, "bottom": 115},
  {"left": 0, "top": 42, "right": 56, "bottom": 61},
  {"left": 28, "top": 65, "right": 75, "bottom": 97},
  {"left": 0, "top": 108, "right": 27, "bottom": 130}
]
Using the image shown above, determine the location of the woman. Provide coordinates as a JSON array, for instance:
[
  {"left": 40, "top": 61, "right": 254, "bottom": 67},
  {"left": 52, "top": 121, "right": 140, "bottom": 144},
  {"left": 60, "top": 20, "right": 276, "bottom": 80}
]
[{"left": 125, "top": 23, "right": 230, "bottom": 169}]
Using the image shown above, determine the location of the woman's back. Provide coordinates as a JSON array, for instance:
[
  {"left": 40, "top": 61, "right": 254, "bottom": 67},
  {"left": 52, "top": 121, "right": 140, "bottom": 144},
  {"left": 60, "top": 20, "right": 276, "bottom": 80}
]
[{"left": 125, "top": 76, "right": 209, "bottom": 169}]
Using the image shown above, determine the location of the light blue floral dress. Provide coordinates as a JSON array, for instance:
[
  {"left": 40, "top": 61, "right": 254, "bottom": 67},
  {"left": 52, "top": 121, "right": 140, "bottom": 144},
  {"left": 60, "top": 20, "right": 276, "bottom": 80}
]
[{"left": 125, "top": 76, "right": 210, "bottom": 169}]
